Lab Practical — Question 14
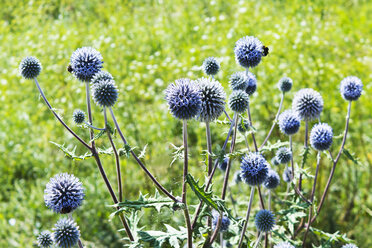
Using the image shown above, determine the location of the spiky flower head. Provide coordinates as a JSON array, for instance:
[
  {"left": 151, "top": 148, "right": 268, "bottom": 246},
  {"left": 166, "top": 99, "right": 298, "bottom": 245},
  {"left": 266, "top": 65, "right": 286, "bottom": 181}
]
[
  {"left": 240, "top": 153, "right": 269, "bottom": 186},
  {"left": 310, "top": 123, "right": 333, "bottom": 151},
  {"left": 278, "top": 110, "right": 301, "bottom": 135},
  {"left": 271, "top": 157, "right": 280, "bottom": 166},
  {"left": 341, "top": 244, "right": 358, "bottom": 248},
  {"left": 228, "top": 90, "right": 249, "bottom": 113},
  {"left": 44, "top": 173, "right": 84, "bottom": 214},
  {"left": 234, "top": 170, "right": 242, "bottom": 184},
  {"left": 238, "top": 119, "right": 249, "bottom": 133},
  {"left": 234, "top": 36, "right": 263, "bottom": 68},
  {"left": 274, "top": 242, "right": 295, "bottom": 248},
  {"left": 196, "top": 77, "right": 226, "bottom": 122},
  {"left": 165, "top": 78, "right": 202, "bottom": 120},
  {"left": 70, "top": 47, "right": 103, "bottom": 82},
  {"left": 52, "top": 218, "right": 80, "bottom": 248},
  {"left": 230, "top": 72, "right": 248, "bottom": 91},
  {"left": 275, "top": 147, "right": 292, "bottom": 164},
  {"left": 212, "top": 211, "right": 230, "bottom": 233},
  {"left": 218, "top": 157, "right": 229, "bottom": 171},
  {"left": 292, "top": 88, "right": 323, "bottom": 121},
  {"left": 72, "top": 109, "right": 85, "bottom": 125},
  {"left": 37, "top": 230, "right": 53, "bottom": 248},
  {"left": 282, "top": 167, "right": 293, "bottom": 183},
  {"left": 92, "top": 79, "right": 118, "bottom": 107},
  {"left": 340, "top": 76, "right": 363, "bottom": 101},
  {"left": 19, "top": 56, "right": 42, "bottom": 79},
  {"left": 91, "top": 71, "right": 113, "bottom": 84},
  {"left": 264, "top": 169, "right": 280, "bottom": 189},
  {"left": 255, "top": 209, "right": 275, "bottom": 232},
  {"left": 245, "top": 71, "right": 257, "bottom": 96},
  {"left": 278, "top": 77, "right": 293, "bottom": 93},
  {"left": 202, "top": 57, "right": 220, "bottom": 76}
]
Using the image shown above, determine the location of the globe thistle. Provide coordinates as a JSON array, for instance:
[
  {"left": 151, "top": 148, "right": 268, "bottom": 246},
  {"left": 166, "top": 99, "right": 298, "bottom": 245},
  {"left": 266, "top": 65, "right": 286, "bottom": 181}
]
[
  {"left": 282, "top": 167, "right": 293, "bottom": 183},
  {"left": 340, "top": 76, "right": 363, "bottom": 101},
  {"left": 245, "top": 71, "right": 257, "bottom": 96},
  {"left": 292, "top": 88, "right": 323, "bottom": 121},
  {"left": 44, "top": 173, "right": 84, "bottom": 214},
  {"left": 264, "top": 169, "right": 280, "bottom": 189},
  {"left": 70, "top": 47, "right": 103, "bottom": 82},
  {"left": 274, "top": 242, "right": 295, "bottom": 248},
  {"left": 310, "top": 123, "right": 333, "bottom": 151},
  {"left": 234, "top": 170, "right": 242, "bottom": 184},
  {"left": 228, "top": 90, "right": 249, "bottom": 113},
  {"left": 255, "top": 209, "right": 275, "bottom": 232},
  {"left": 196, "top": 77, "right": 226, "bottom": 122},
  {"left": 218, "top": 157, "right": 229, "bottom": 171},
  {"left": 230, "top": 72, "right": 247, "bottom": 91},
  {"left": 271, "top": 157, "right": 280, "bottom": 166},
  {"left": 278, "top": 110, "right": 301, "bottom": 136},
  {"left": 91, "top": 71, "right": 113, "bottom": 84},
  {"left": 52, "top": 218, "right": 80, "bottom": 248},
  {"left": 238, "top": 119, "right": 249, "bottom": 133},
  {"left": 275, "top": 147, "right": 292, "bottom": 164},
  {"left": 72, "top": 109, "right": 85, "bottom": 125},
  {"left": 202, "top": 57, "right": 220, "bottom": 76},
  {"left": 240, "top": 153, "right": 269, "bottom": 186},
  {"left": 341, "top": 244, "right": 358, "bottom": 248},
  {"left": 212, "top": 211, "right": 230, "bottom": 232},
  {"left": 37, "top": 230, "right": 53, "bottom": 248},
  {"left": 234, "top": 36, "right": 263, "bottom": 68},
  {"left": 92, "top": 79, "right": 118, "bottom": 107},
  {"left": 278, "top": 77, "right": 293, "bottom": 93},
  {"left": 19, "top": 56, "right": 42, "bottom": 79}
]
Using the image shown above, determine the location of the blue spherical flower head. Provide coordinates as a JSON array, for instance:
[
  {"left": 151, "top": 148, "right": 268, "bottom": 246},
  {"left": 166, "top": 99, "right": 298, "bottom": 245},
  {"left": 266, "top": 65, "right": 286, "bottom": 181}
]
[
  {"left": 91, "top": 71, "right": 113, "bottom": 84},
  {"left": 218, "top": 157, "right": 229, "bottom": 171},
  {"left": 70, "top": 47, "right": 103, "bottom": 82},
  {"left": 196, "top": 77, "right": 226, "bottom": 122},
  {"left": 278, "top": 110, "right": 301, "bottom": 135},
  {"left": 255, "top": 209, "right": 275, "bottom": 232},
  {"left": 282, "top": 167, "right": 293, "bottom": 183},
  {"left": 292, "top": 88, "right": 323, "bottom": 121},
  {"left": 234, "top": 36, "right": 263, "bottom": 68},
  {"left": 228, "top": 90, "right": 249, "bottom": 113},
  {"left": 165, "top": 78, "right": 202, "bottom": 120},
  {"left": 238, "top": 119, "right": 249, "bottom": 133},
  {"left": 212, "top": 211, "right": 230, "bottom": 233},
  {"left": 230, "top": 72, "right": 248, "bottom": 91},
  {"left": 264, "top": 169, "right": 280, "bottom": 189},
  {"left": 245, "top": 71, "right": 257, "bottom": 96},
  {"left": 310, "top": 123, "right": 333, "bottom": 151},
  {"left": 340, "top": 76, "right": 363, "bottom": 101},
  {"left": 240, "top": 153, "right": 269, "bottom": 186},
  {"left": 72, "top": 109, "right": 85, "bottom": 125},
  {"left": 341, "top": 244, "right": 358, "bottom": 248},
  {"left": 37, "top": 230, "right": 53, "bottom": 248},
  {"left": 275, "top": 147, "right": 292, "bottom": 164},
  {"left": 202, "top": 57, "right": 220, "bottom": 76},
  {"left": 271, "top": 157, "right": 280, "bottom": 166},
  {"left": 44, "top": 173, "right": 85, "bottom": 214},
  {"left": 274, "top": 242, "right": 295, "bottom": 248},
  {"left": 19, "top": 56, "right": 42, "bottom": 79},
  {"left": 278, "top": 77, "right": 293, "bottom": 93},
  {"left": 52, "top": 218, "right": 80, "bottom": 248},
  {"left": 92, "top": 79, "right": 118, "bottom": 107}
]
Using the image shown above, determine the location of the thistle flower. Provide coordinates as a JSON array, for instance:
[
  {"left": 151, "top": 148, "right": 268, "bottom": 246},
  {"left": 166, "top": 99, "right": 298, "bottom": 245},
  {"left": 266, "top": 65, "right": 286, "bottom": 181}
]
[
  {"left": 341, "top": 244, "right": 358, "bottom": 248},
  {"left": 264, "top": 169, "right": 280, "bottom": 189},
  {"left": 292, "top": 88, "right": 323, "bottom": 121},
  {"left": 44, "top": 173, "right": 84, "bottom": 214},
  {"left": 212, "top": 211, "right": 230, "bottom": 232},
  {"left": 278, "top": 77, "right": 293, "bottom": 93},
  {"left": 278, "top": 110, "right": 301, "bottom": 135},
  {"left": 275, "top": 147, "right": 292, "bottom": 164},
  {"left": 255, "top": 209, "right": 275, "bottom": 232},
  {"left": 230, "top": 72, "right": 248, "bottom": 91},
  {"left": 240, "top": 153, "right": 269, "bottom": 186},
  {"left": 340, "top": 76, "right": 363, "bottom": 101},
  {"left": 70, "top": 47, "right": 103, "bottom": 82},
  {"left": 92, "top": 79, "right": 118, "bottom": 107},
  {"left": 271, "top": 157, "right": 280, "bottom": 166},
  {"left": 165, "top": 78, "right": 202, "bottom": 120},
  {"left": 72, "top": 109, "right": 85, "bottom": 125},
  {"left": 310, "top": 123, "right": 333, "bottom": 151},
  {"left": 234, "top": 36, "right": 263, "bottom": 68},
  {"left": 238, "top": 119, "right": 249, "bottom": 133},
  {"left": 196, "top": 77, "right": 226, "bottom": 122},
  {"left": 52, "top": 218, "right": 80, "bottom": 248},
  {"left": 19, "top": 56, "right": 42, "bottom": 79},
  {"left": 202, "top": 57, "right": 220, "bottom": 76},
  {"left": 91, "top": 71, "right": 113, "bottom": 84},
  {"left": 245, "top": 71, "right": 257, "bottom": 96},
  {"left": 274, "top": 242, "right": 295, "bottom": 248},
  {"left": 282, "top": 167, "right": 293, "bottom": 183},
  {"left": 228, "top": 90, "right": 249, "bottom": 113},
  {"left": 234, "top": 170, "right": 242, "bottom": 184},
  {"left": 37, "top": 230, "right": 53, "bottom": 248},
  {"left": 218, "top": 157, "right": 229, "bottom": 171}
]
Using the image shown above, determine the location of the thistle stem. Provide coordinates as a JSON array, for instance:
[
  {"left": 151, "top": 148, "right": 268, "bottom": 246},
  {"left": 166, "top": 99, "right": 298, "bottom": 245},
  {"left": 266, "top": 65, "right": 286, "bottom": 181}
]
[
  {"left": 224, "top": 110, "right": 232, "bottom": 122},
  {"left": 268, "top": 190, "right": 271, "bottom": 211},
  {"left": 183, "top": 121, "right": 193, "bottom": 248},
  {"left": 253, "top": 232, "right": 264, "bottom": 248},
  {"left": 68, "top": 213, "right": 84, "bottom": 248},
  {"left": 238, "top": 187, "right": 256, "bottom": 248},
  {"left": 220, "top": 232, "right": 224, "bottom": 248},
  {"left": 298, "top": 120, "right": 309, "bottom": 191},
  {"left": 247, "top": 103, "right": 258, "bottom": 152},
  {"left": 83, "top": 121, "right": 105, "bottom": 131},
  {"left": 206, "top": 121, "right": 213, "bottom": 231}
]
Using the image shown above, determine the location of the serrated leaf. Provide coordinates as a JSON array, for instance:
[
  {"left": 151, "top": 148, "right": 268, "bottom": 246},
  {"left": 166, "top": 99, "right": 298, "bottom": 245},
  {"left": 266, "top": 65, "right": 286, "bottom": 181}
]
[
  {"left": 169, "top": 143, "right": 184, "bottom": 166},
  {"left": 310, "top": 227, "right": 353, "bottom": 243},
  {"left": 138, "top": 144, "right": 148, "bottom": 159},
  {"left": 186, "top": 174, "right": 219, "bottom": 210},
  {"left": 137, "top": 225, "right": 187, "bottom": 248},
  {"left": 50, "top": 142, "right": 93, "bottom": 160},
  {"left": 260, "top": 141, "right": 290, "bottom": 152},
  {"left": 343, "top": 149, "right": 359, "bottom": 165},
  {"left": 301, "top": 146, "right": 311, "bottom": 168}
]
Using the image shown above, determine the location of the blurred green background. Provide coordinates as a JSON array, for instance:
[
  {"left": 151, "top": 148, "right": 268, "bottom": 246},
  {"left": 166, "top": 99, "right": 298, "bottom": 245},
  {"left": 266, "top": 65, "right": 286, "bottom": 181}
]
[{"left": 1, "top": 0, "right": 371, "bottom": 247}]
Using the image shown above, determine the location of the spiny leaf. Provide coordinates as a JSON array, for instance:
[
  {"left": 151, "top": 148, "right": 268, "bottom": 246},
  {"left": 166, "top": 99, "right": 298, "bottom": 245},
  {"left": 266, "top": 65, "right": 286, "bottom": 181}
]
[
  {"left": 137, "top": 225, "right": 187, "bottom": 248},
  {"left": 300, "top": 146, "right": 311, "bottom": 168},
  {"left": 186, "top": 174, "right": 219, "bottom": 210},
  {"left": 260, "top": 140, "right": 290, "bottom": 152},
  {"left": 118, "top": 144, "right": 133, "bottom": 158},
  {"left": 310, "top": 227, "right": 353, "bottom": 243},
  {"left": 169, "top": 143, "right": 184, "bottom": 166},
  {"left": 138, "top": 144, "right": 148, "bottom": 159},
  {"left": 343, "top": 149, "right": 359, "bottom": 165},
  {"left": 50, "top": 142, "right": 93, "bottom": 160}
]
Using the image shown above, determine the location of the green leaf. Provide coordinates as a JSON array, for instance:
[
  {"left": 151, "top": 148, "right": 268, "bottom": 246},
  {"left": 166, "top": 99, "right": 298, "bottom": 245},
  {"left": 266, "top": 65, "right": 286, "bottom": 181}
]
[
  {"left": 343, "top": 149, "right": 359, "bottom": 165},
  {"left": 310, "top": 227, "right": 353, "bottom": 243},
  {"left": 169, "top": 143, "right": 184, "bottom": 166},
  {"left": 300, "top": 146, "right": 311, "bottom": 168},
  {"left": 260, "top": 141, "right": 290, "bottom": 152},
  {"left": 138, "top": 144, "right": 148, "bottom": 159},
  {"left": 186, "top": 174, "right": 219, "bottom": 210},
  {"left": 137, "top": 225, "right": 187, "bottom": 248},
  {"left": 50, "top": 142, "right": 93, "bottom": 160}
]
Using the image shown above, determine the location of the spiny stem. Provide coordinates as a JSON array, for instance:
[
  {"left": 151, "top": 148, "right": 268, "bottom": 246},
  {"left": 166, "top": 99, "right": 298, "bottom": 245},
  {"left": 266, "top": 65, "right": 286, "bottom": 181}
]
[
  {"left": 238, "top": 186, "right": 255, "bottom": 248},
  {"left": 83, "top": 121, "right": 105, "bottom": 131}
]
